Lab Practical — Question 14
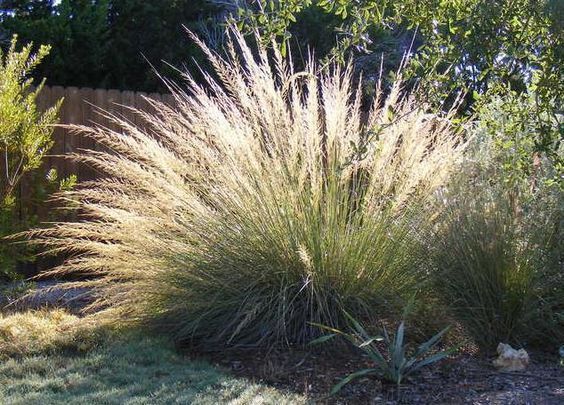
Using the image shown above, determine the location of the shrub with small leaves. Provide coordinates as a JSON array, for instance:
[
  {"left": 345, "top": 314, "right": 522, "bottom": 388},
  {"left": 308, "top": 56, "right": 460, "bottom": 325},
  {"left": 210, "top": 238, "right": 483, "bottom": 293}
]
[{"left": 0, "top": 35, "right": 62, "bottom": 279}]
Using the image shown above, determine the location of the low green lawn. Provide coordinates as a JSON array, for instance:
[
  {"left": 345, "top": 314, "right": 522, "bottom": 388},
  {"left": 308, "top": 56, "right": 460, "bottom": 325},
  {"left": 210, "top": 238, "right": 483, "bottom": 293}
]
[{"left": 0, "top": 311, "right": 304, "bottom": 404}]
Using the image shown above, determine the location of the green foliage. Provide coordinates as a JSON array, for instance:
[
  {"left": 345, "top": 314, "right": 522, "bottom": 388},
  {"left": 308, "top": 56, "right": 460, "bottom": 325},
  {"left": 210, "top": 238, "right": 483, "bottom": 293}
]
[
  {"left": 0, "top": 36, "right": 59, "bottom": 196},
  {"left": 311, "top": 312, "right": 452, "bottom": 392},
  {"left": 432, "top": 187, "right": 562, "bottom": 350},
  {"left": 473, "top": 87, "right": 563, "bottom": 187},
  {"left": 236, "top": 0, "right": 400, "bottom": 67},
  {"left": 0, "top": 168, "right": 75, "bottom": 280},
  {"left": 0, "top": 35, "right": 62, "bottom": 279},
  {"left": 400, "top": 0, "right": 563, "bottom": 159},
  {"left": 1, "top": 0, "right": 219, "bottom": 92},
  {"left": 236, "top": 0, "right": 313, "bottom": 57},
  {"left": 430, "top": 111, "right": 563, "bottom": 350},
  {"left": 237, "top": 0, "right": 563, "bottom": 160}
]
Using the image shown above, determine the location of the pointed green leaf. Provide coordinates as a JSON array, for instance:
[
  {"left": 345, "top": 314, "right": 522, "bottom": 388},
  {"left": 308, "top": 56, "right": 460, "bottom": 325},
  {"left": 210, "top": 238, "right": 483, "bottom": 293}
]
[
  {"left": 310, "top": 333, "right": 337, "bottom": 345},
  {"left": 408, "top": 350, "right": 452, "bottom": 375},
  {"left": 330, "top": 368, "right": 377, "bottom": 395},
  {"left": 412, "top": 326, "right": 450, "bottom": 359},
  {"left": 359, "top": 336, "right": 384, "bottom": 348}
]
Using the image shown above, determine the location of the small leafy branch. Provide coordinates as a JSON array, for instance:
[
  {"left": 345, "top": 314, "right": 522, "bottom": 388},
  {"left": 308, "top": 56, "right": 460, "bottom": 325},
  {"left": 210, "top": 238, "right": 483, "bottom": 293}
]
[
  {"left": 0, "top": 35, "right": 63, "bottom": 278},
  {"left": 311, "top": 312, "right": 453, "bottom": 394},
  {"left": 0, "top": 35, "right": 62, "bottom": 203}
]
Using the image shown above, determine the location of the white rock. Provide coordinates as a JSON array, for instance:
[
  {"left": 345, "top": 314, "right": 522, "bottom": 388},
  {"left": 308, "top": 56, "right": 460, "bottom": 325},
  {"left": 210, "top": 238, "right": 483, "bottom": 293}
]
[{"left": 492, "top": 343, "right": 529, "bottom": 371}]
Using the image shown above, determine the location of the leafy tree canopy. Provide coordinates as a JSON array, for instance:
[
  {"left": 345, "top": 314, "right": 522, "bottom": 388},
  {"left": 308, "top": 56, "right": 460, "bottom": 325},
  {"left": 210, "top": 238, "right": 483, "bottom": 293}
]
[
  {"left": 0, "top": 0, "right": 218, "bottom": 92},
  {"left": 237, "top": 0, "right": 562, "bottom": 167}
]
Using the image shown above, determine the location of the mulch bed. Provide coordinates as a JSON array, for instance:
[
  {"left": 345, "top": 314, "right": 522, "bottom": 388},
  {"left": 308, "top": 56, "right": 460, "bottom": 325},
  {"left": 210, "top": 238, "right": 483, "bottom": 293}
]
[{"left": 187, "top": 346, "right": 564, "bottom": 404}]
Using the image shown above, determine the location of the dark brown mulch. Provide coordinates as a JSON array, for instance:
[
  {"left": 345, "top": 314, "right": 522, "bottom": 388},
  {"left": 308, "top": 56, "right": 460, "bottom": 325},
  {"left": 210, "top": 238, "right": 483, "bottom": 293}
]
[{"left": 186, "top": 346, "right": 564, "bottom": 404}]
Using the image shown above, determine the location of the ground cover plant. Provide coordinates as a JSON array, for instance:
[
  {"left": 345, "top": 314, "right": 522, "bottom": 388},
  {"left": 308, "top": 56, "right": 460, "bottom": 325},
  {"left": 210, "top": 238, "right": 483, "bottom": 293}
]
[
  {"left": 26, "top": 27, "right": 467, "bottom": 347},
  {"left": 312, "top": 312, "right": 452, "bottom": 393},
  {"left": 0, "top": 310, "right": 304, "bottom": 404}
]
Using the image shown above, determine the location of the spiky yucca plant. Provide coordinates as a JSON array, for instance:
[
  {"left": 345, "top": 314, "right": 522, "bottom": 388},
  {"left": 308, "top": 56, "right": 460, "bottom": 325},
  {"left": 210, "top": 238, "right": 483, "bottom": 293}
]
[{"left": 27, "top": 29, "right": 466, "bottom": 346}]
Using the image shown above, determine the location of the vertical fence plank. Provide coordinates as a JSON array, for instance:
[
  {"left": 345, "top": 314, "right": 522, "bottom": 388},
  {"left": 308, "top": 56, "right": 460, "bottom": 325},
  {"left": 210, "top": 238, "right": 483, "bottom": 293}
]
[
  {"left": 149, "top": 93, "right": 163, "bottom": 105},
  {"left": 93, "top": 88, "right": 109, "bottom": 129},
  {"left": 49, "top": 86, "right": 66, "bottom": 180},
  {"left": 93, "top": 89, "right": 110, "bottom": 167},
  {"left": 121, "top": 90, "right": 136, "bottom": 127},
  {"left": 63, "top": 87, "right": 81, "bottom": 179},
  {"left": 134, "top": 92, "right": 149, "bottom": 130},
  {"left": 79, "top": 88, "right": 96, "bottom": 181},
  {"left": 106, "top": 89, "right": 122, "bottom": 134},
  {"left": 162, "top": 93, "right": 176, "bottom": 109},
  {"left": 35, "top": 85, "right": 52, "bottom": 113}
]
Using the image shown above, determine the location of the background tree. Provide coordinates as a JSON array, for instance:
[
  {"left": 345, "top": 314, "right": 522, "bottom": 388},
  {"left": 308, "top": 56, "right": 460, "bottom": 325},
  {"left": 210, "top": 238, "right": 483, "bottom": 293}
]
[
  {"left": 0, "top": 0, "right": 218, "bottom": 92},
  {"left": 236, "top": 0, "right": 563, "bottom": 179},
  {"left": 104, "top": 0, "right": 218, "bottom": 91}
]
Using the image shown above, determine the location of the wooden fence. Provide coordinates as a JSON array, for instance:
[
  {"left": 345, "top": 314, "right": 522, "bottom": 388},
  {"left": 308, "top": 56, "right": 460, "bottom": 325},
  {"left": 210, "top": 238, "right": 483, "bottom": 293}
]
[
  {"left": 35, "top": 86, "right": 176, "bottom": 182},
  {"left": 17, "top": 86, "right": 175, "bottom": 229},
  {"left": 11, "top": 86, "right": 178, "bottom": 276}
]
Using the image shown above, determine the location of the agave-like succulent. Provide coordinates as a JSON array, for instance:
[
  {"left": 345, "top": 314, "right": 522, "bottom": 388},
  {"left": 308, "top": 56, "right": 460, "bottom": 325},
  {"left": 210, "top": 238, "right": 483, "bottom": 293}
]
[{"left": 312, "top": 312, "right": 453, "bottom": 393}]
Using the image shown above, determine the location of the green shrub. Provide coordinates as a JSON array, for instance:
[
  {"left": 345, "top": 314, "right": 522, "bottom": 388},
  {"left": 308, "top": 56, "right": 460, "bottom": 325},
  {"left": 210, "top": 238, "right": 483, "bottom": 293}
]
[
  {"left": 29, "top": 28, "right": 466, "bottom": 347},
  {"left": 0, "top": 35, "right": 62, "bottom": 279},
  {"left": 430, "top": 97, "right": 563, "bottom": 350}
]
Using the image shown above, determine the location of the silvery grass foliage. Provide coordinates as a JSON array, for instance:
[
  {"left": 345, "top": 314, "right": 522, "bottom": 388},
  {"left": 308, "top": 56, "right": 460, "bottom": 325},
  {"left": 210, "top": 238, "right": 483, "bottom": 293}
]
[{"left": 26, "top": 27, "right": 466, "bottom": 346}]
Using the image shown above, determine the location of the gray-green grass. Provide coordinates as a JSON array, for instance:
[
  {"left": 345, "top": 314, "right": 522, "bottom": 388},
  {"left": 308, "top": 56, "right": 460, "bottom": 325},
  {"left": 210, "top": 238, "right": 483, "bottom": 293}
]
[{"left": 0, "top": 311, "right": 304, "bottom": 404}]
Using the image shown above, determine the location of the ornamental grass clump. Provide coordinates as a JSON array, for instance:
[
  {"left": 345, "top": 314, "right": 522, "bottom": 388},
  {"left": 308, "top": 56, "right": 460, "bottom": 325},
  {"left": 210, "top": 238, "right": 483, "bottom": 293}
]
[
  {"left": 432, "top": 180, "right": 563, "bottom": 350},
  {"left": 27, "top": 28, "right": 466, "bottom": 346},
  {"left": 430, "top": 127, "right": 563, "bottom": 350}
]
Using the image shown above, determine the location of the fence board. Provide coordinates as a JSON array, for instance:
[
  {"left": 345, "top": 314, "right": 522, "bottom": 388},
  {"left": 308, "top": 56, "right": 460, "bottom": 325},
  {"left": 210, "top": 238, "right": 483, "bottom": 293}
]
[
  {"left": 79, "top": 88, "right": 96, "bottom": 181},
  {"left": 33, "top": 85, "right": 175, "bottom": 179},
  {"left": 106, "top": 89, "right": 123, "bottom": 134},
  {"left": 121, "top": 91, "right": 136, "bottom": 127},
  {"left": 49, "top": 86, "right": 66, "bottom": 179},
  {"left": 134, "top": 92, "right": 150, "bottom": 130},
  {"left": 63, "top": 87, "right": 81, "bottom": 178}
]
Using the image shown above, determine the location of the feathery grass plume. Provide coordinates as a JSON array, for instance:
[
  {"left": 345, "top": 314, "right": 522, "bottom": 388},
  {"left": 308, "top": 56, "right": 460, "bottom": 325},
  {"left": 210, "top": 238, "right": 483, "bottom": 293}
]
[{"left": 26, "top": 27, "right": 466, "bottom": 346}]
